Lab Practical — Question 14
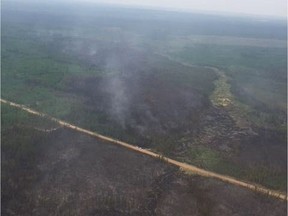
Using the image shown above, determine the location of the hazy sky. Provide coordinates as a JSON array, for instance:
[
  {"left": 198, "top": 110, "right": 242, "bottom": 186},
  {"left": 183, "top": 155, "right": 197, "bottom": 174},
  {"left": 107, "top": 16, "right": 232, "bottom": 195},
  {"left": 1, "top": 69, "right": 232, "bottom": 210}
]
[{"left": 80, "top": 0, "right": 287, "bottom": 17}]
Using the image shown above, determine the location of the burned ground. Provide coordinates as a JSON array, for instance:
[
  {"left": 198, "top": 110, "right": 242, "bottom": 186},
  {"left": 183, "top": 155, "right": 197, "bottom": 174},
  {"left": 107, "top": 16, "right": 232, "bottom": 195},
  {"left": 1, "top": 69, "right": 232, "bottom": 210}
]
[
  {"left": 67, "top": 73, "right": 205, "bottom": 138},
  {"left": 64, "top": 45, "right": 211, "bottom": 147},
  {"left": 2, "top": 126, "right": 287, "bottom": 216},
  {"left": 61, "top": 43, "right": 287, "bottom": 190},
  {"left": 2, "top": 4, "right": 287, "bottom": 213}
]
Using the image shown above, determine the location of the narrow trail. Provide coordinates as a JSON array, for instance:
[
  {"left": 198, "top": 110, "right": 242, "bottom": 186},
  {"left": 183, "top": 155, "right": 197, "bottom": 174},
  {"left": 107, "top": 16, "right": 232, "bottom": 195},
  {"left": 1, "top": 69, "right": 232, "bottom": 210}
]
[{"left": 1, "top": 98, "right": 287, "bottom": 201}]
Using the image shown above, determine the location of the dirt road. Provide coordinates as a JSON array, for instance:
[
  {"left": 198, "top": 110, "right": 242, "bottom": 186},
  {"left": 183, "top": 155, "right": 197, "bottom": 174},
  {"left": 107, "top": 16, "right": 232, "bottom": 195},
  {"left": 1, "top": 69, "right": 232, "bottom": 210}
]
[{"left": 1, "top": 98, "right": 287, "bottom": 201}]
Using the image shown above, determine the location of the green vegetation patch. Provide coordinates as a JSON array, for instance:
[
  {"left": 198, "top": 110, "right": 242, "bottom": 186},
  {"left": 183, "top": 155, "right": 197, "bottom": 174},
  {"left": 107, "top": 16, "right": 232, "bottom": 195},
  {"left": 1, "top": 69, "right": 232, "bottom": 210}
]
[
  {"left": 1, "top": 103, "right": 57, "bottom": 129},
  {"left": 150, "top": 55, "right": 217, "bottom": 96},
  {"left": 188, "top": 146, "right": 223, "bottom": 171}
]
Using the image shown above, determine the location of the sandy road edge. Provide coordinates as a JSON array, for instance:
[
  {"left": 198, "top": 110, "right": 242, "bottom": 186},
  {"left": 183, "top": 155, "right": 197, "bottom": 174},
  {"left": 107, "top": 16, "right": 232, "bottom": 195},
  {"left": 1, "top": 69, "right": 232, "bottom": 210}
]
[{"left": 1, "top": 98, "right": 287, "bottom": 201}]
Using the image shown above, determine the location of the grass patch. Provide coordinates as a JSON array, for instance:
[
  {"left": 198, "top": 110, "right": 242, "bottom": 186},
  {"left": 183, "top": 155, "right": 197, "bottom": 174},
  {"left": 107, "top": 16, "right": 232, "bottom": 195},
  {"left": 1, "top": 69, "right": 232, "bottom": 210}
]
[
  {"left": 1, "top": 103, "right": 58, "bottom": 129},
  {"left": 244, "top": 166, "right": 287, "bottom": 191},
  {"left": 186, "top": 146, "right": 223, "bottom": 171},
  {"left": 183, "top": 145, "right": 286, "bottom": 191}
]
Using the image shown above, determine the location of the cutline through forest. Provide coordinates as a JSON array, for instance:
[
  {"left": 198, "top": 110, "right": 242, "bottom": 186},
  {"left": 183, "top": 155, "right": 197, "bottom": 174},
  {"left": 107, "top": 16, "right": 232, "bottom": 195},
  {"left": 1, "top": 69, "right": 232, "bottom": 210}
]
[{"left": 1, "top": 98, "right": 287, "bottom": 201}]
